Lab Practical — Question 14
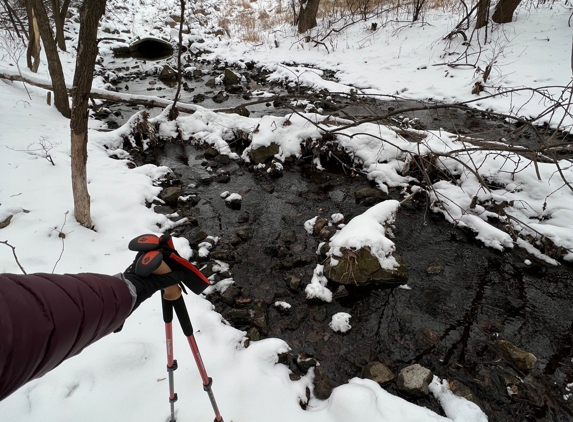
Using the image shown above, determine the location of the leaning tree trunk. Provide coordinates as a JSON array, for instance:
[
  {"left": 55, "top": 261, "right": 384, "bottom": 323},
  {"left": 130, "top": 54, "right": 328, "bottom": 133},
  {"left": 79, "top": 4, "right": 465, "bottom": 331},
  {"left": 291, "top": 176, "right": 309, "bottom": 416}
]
[
  {"left": 70, "top": 0, "right": 107, "bottom": 228},
  {"left": 25, "top": 3, "right": 41, "bottom": 72},
  {"left": 31, "top": 0, "right": 70, "bottom": 117},
  {"left": 475, "top": 0, "right": 491, "bottom": 29},
  {"left": 297, "top": 0, "right": 320, "bottom": 34},
  {"left": 491, "top": 0, "right": 522, "bottom": 24}
]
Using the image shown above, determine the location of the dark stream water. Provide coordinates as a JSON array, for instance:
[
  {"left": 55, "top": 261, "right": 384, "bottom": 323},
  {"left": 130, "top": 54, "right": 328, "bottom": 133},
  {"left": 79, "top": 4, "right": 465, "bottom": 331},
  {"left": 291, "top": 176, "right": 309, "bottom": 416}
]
[{"left": 100, "top": 55, "right": 573, "bottom": 421}]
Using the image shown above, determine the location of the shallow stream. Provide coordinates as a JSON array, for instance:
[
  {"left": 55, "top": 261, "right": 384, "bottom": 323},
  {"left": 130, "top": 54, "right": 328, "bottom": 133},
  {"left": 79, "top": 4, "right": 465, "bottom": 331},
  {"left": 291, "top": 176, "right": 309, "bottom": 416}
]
[{"left": 99, "top": 54, "right": 573, "bottom": 421}]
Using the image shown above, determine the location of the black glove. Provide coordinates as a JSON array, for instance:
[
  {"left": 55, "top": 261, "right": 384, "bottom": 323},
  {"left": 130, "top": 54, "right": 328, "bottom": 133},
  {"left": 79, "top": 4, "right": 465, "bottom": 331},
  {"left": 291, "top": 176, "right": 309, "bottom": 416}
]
[
  {"left": 127, "top": 234, "right": 211, "bottom": 295},
  {"left": 123, "top": 264, "right": 183, "bottom": 312}
]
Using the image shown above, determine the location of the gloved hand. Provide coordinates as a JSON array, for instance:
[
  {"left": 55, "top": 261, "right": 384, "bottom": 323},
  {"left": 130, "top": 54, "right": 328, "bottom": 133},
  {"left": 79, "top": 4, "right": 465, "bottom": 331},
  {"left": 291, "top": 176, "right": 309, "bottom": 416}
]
[
  {"left": 127, "top": 234, "right": 211, "bottom": 295},
  {"left": 123, "top": 254, "right": 183, "bottom": 311}
]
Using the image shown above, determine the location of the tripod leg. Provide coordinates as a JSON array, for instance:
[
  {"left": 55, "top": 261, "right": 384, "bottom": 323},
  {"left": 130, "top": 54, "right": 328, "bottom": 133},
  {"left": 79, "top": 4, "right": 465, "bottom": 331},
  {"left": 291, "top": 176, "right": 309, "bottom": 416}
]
[
  {"left": 162, "top": 297, "right": 178, "bottom": 422},
  {"left": 172, "top": 296, "right": 224, "bottom": 422}
]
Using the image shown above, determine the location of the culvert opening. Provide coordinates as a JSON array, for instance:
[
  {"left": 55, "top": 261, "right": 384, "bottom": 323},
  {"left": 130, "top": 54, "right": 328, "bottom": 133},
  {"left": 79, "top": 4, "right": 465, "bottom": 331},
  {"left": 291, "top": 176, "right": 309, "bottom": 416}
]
[{"left": 126, "top": 38, "right": 174, "bottom": 60}]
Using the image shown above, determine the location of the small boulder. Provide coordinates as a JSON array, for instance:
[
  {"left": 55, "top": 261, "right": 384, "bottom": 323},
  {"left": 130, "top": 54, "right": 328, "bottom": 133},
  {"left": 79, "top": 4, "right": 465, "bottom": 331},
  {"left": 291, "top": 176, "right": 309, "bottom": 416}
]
[
  {"left": 324, "top": 248, "right": 408, "bottom": 286},
  {"left": 213, "top": 91, "right": 228, "bottom": 103},
  {"left": 223, "top": 68, "right": 241, "bottom": 86},
  {"left": 313, "top": 366, "right": 336, "bottom": 400},
  {"left": 158, "top": 65, "right": 177, "bottom": 80},
  {"left": 249, "top": 143, "right": 280, "bottom": 164},
  {"left": 426, "top": 258, "right": 445, "bottom": 275},
  {"left": 396, "top": 364, "right": 433, "bottom": 397},
  {"left": 364, "top": 362, "right": 395, "bottom": 385},
  {"left": 159, "top": 186, "right": 182, "bottom": 205},
  {"left": 354, "top": 187, "right": 387, "bottom": 205},
  {"left": 496, "top": 340, "right": 537, "bottom": 371}
]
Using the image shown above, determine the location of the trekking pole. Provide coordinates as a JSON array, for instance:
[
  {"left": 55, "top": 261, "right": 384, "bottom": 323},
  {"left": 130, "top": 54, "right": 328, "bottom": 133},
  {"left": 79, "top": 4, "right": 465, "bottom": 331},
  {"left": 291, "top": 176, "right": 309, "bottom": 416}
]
[
  {"left": 163, "top": 284, "right": 224, "bottom": 422},
  {"left": 162, "top": 295, "right": 178, "bottom": 422}
]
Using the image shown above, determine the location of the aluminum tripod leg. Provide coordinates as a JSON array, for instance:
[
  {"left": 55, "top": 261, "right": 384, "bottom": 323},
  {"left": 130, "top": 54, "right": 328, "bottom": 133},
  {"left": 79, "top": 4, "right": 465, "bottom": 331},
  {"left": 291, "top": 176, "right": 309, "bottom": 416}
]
[
  {"left": 162, "top": 297, "right": 178, "bottom": 422},
  {"left": 171, "top": 295, "right": 224, "bottom": 422}
]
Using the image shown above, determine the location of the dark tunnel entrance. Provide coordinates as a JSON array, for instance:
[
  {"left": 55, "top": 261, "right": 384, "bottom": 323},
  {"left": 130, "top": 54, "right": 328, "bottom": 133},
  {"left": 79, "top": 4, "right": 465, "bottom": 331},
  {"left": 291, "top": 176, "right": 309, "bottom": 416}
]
[{"left": 124, "top": 38, "right": 174, "bottom": 60}]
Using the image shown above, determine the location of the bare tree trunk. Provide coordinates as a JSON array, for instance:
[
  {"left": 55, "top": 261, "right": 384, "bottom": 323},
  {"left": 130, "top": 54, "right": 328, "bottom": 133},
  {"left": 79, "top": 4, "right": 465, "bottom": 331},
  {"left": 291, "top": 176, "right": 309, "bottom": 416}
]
[
  {"left": 2, "top": 0, "right": 27, "bottom": 41},
  {"left": 297, "top": 0, "right": 320, "bottom": 34},
  {"left": 169, "top": 0, "right": 185, "bottom": 121},
  {"left": 70, "top": 0, "right": 106, "bottom": 228},
  {"left": 475, "top": 0, "right": 490, "bottom": 29},
  {"left": 491, "top": 0, "right": 522, "bottom": 24},
  {"left": 31, "top": 0, "right": 70, "bottom": 117},
  {"left": 51, "top": 0, "right": 70, "bottom": 51},
  {"left": 412, "top": 0, "right": 426, "bottom": 22},
  {"left": 25, "top": 2, "right": 41, "bottom": 72}
]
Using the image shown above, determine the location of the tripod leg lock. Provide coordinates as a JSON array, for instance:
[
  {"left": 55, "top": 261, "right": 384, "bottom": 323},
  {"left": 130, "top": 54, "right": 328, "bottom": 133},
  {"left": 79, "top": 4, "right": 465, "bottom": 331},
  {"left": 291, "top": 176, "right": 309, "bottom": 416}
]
[
  {"left": 169, "top": 393, "right": 178, "bottom": 404},
  {"left": 203, "top": 377, "right": 213, "bottom": 391}
]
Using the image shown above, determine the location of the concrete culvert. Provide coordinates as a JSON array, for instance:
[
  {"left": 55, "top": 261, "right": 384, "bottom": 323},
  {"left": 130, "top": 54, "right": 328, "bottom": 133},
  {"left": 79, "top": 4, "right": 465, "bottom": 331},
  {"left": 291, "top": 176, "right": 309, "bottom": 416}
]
[{"left": 128, "top": 37, "right": 174, "bottom": 60}]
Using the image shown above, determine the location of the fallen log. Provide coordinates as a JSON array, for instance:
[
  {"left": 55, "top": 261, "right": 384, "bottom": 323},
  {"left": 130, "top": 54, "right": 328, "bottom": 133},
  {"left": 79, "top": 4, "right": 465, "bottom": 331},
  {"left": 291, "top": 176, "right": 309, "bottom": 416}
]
[{"left": 0, "top": 71, "right": 198, "bottom": 114}]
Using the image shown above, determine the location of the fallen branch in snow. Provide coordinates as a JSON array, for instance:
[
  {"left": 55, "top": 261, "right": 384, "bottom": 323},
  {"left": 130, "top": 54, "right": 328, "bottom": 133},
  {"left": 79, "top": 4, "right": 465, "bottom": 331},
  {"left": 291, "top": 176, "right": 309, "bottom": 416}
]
[
  {"left": 0, "top": 240, "right": 27, "bottom": 274},
  {"left": 0, "top": 71, "right": 199, "bottom": 114}
]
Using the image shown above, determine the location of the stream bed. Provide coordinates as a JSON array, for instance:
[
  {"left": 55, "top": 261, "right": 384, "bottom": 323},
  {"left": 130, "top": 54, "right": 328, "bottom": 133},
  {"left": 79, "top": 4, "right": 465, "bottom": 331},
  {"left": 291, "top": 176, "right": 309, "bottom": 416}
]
[{"left": 98, "top": 55, "right": 573, "bottom": 421}]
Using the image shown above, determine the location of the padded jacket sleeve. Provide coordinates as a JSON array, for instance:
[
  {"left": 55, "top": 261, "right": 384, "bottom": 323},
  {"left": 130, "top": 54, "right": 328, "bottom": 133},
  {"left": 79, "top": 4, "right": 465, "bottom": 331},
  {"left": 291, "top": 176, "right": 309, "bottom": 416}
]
[{"left": 0, "top": 273, "right": 133, "bottom": 401}]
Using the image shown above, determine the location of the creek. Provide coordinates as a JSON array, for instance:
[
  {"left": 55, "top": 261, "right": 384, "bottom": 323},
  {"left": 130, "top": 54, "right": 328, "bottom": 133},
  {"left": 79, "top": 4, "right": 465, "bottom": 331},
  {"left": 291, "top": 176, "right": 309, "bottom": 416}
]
[{"left": 97, "top": 54, "right": 573, "bottom": 421}]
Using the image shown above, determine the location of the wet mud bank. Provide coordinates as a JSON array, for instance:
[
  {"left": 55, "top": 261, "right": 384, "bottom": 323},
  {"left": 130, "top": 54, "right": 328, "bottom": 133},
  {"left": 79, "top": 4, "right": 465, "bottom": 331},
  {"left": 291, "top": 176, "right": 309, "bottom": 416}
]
[{"left": 118, "top": 138, "right": 573, "bottom": 422}]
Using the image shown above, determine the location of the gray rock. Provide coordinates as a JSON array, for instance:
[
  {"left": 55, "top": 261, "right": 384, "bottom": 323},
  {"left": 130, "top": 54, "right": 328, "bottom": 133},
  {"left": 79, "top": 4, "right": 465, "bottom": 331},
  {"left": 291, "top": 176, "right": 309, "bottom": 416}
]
[
  {"left": 249, "top": 143, "right": 280, "bottom": 164},
  {"left": 324, "top": 248, "right": 409, "bottom": 285},
  {"left": 354, "top": 187, "right": 387, "bottom": 205},
  {"left": 204, "top": 147, "right": 219, "bottom": 159},
  {"left": 313, "top": 366, "right": 336, "bottom": 400},
  {"left": 236, "top": 229, "right": 251, "bottom": 241},
  {"left": 332, "top": 285, "right": 349, "bottom": 299},
  {"left": 226, "top": 308, "right": 251, "bottom": 325},
  {"left": 318, "top": 225, "right": 337, "bottom": 240},
  {"left": 220, "top": 285, "right": 240, "bottom": 305},
  {"left": 223, "top": 68, "right": 241, "bottom": 86},
  {"left": 215, "top": 172, "right": 231, "bottom": 183},
  {"left": 297, "top": 355, "right": 318, "bottom": 373},
  {"left": 312, "top": 217, "right": 328, "bottom": 236},
  {"left": 364, "top": 362, "right": 395, "bottom": 385},
  {"left": 237, "top": 211, "right": 250, "bottom": 223},
  {"left": 283, "top": 274, "right": 301, "bottom": 291},
  {"left": 225, "top": 195, "right": 242, "bottom": 210},
  {"left": 213, "top": 91, "right": 228, "bottom": 103},
  {"left": 496, "top": 340, "right": 537, "bottom": 371},
  {"left": 426, "top": 258, "right": 445, "bottom": 275},
  {"left": 210, "top": 250, "right": 235, "bottom": 261},
  {"left": 246, "top": 327, "right": 260, "bottom": 342},
  {"left": 448, "top": 380, "right": 484, "bottom": 411},
  {"left": 281, "top": 230, "right": 297, "bottom": 243},
  {"left": 159, "top": 186, "right": 182, "bottom": 205},
  {"left": 192, "top": 93, "right": 206, "bottom": 103},
  {"left": 396, "top": 364, "right": 433, "bottom": 397},
  {"left": 158, "top": 65, "right": 177, "bottom": 80}
]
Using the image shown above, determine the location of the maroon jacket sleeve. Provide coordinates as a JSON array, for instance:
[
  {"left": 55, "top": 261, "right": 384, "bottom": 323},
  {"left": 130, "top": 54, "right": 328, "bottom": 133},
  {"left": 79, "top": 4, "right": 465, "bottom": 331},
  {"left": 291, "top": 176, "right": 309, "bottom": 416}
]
[{"left": 0, "top": 273, "right": 133, "bottom": 401}]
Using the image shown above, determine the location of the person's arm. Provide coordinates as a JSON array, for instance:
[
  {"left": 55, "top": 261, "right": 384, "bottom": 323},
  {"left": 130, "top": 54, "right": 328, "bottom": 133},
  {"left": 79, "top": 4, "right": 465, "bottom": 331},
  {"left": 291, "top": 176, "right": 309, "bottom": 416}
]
[
  {"left": 0, "top": 272, "right": 134, "bottom": 401},
  {"left": 0, "top": 235, "right": 209, "bottom": 402}
]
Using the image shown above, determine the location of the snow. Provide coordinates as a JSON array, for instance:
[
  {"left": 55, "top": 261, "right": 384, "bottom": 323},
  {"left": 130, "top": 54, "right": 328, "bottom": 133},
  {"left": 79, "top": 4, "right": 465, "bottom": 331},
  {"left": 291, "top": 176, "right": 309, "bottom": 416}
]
[
  {"left": 328, "top": 200, "right": 401, "bottom": 270},
  {"left": 305, "top": 264, "right": 333, "bottom": 302},
  {"left": 4, "top": 1, "right": 573, "bottom": 421},
  {"left": 329, "top": 313, "right": 352, "bottom": 333},
  {"left": 429, "top": 378, "right": 488, "bottom": 422}
]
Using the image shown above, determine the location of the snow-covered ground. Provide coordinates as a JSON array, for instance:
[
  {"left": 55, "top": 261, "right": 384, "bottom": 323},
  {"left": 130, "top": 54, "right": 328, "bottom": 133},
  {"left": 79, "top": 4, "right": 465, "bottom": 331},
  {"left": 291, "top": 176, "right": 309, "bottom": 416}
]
[{"left": 1, "top": 1, "right": 572, "bottom": 421}]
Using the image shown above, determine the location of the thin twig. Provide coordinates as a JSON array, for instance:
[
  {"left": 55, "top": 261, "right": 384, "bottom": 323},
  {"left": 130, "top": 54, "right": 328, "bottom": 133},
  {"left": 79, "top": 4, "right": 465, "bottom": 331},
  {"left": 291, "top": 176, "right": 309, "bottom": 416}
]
[{"left": 0, "top": 240, "right": 27, "bottom": 274}]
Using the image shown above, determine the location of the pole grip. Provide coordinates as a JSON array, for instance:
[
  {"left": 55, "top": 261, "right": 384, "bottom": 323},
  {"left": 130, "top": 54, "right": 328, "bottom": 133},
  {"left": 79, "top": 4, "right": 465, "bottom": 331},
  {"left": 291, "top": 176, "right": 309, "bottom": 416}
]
[{"left": 172, "top": 296, "right": 194, "bottom": 337}]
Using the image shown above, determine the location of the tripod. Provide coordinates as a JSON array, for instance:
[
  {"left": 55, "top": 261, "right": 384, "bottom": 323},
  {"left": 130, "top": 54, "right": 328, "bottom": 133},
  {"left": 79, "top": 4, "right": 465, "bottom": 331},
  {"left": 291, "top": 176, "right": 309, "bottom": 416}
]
[{"left": 162, "top": 286, "right": 224, "bottom": 422}]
